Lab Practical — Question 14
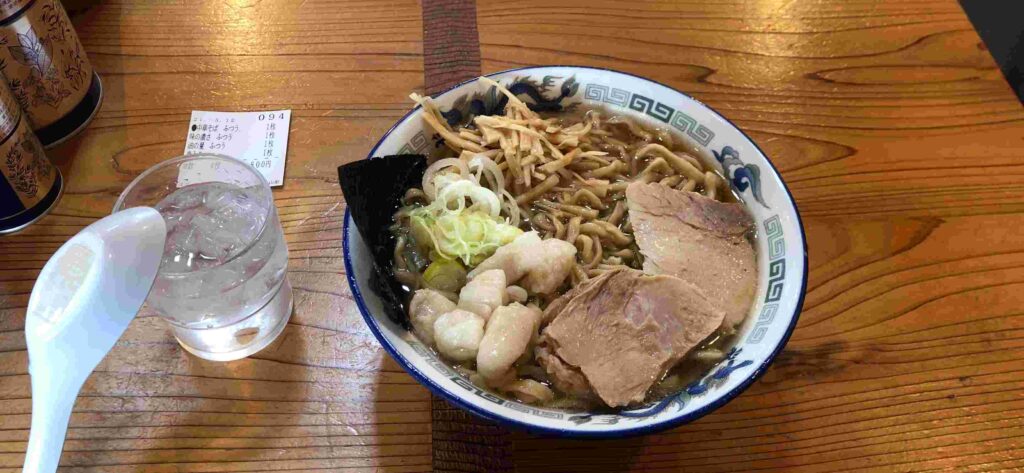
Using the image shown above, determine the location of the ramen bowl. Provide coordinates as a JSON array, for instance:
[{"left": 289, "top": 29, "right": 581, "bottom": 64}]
[{"left": 342, "top": 66, "right": 806, "bottom": 437}]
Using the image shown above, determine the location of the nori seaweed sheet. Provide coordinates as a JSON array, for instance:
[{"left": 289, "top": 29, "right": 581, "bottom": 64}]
[{"left": 338, "top": 155, "right": 427, "bottom": 329}]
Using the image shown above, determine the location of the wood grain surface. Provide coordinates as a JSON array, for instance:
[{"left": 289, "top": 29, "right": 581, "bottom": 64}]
[
  {"left": 1, "top": 0, "right": 1023, "bottom": 472},
  {"left": 422, "top": 0, "right": 480, "bottom": 95}
]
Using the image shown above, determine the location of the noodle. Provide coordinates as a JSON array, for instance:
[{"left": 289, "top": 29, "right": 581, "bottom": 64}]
[
  {"left": 604, "top": 201, "right": 626, "bottom": 226},
  {"left": 552, "top": 214, "right": 566, "bottom": 240},
  {"left": 586, "top": 235, "right": 603, "bottom": 269},
  {"left": 532, "top": 213, "right": 556, "bottom": 233},
  {"left": 575, "top": 234, "right": 594, "bottom": 265},
  {"left": 569, "top": 189, "right": 605, "bottom": 210},
  {"left": 459, "top": 129, "right": 481, "bottom": 142},
  {"left": 404, "top": 188, "right": 428, "bottom": 204},
  {"left": 538, "top": 148, "right": 580, "bottom": 173},
  {"left": 516, "top": 175, "right": 560, "bottom": 205},
  {"left": 638, "top": 157, "right": 671, "bottom": 183},
  {"left": 394, "top": 236, "right": 408, "bottom": 271},
  {"left": 579, "top": 221, "right": 632, "bottom": 247},
  {"left": 585, "top": 160, "right": 628, "bottom": 179},
  {"left": 704, "top": 171, "right": 723, "bottom": 201},
  {"left": 636, "top": 143, "right": 704, "bottom": 182},
  {"left": 660, "top": 175, "right": 684, "bottom": 187},
  {"left": 676, "top": 151, "right": 702, "bottom": 169},
  {"left": 610, "top": 248, "right": 634, "bottom": 259},
  {"left": 564, "top": 216, "right": 582, "bottom": 244}
]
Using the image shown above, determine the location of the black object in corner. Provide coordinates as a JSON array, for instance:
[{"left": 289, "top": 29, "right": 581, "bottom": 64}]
[{"left": 960, "top": 0, "right": 1024, "bottom": 102}]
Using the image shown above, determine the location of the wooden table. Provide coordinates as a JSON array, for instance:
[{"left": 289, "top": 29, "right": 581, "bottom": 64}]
[{"left": 3, "top": 0, "right": 1023, "bottom": 471}]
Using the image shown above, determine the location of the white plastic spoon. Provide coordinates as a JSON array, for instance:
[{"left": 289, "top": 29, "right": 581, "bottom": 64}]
[{"left": 22, "top": 207, "right": 166, "bottom": 473}]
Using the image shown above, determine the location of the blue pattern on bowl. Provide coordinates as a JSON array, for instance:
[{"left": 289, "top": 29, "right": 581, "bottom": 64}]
[
  {"left": 715, "top": 145, "right": 769, "bottom": 209},
  {"left": 439, "top": 75, "right": 581, "bottom": 127}
]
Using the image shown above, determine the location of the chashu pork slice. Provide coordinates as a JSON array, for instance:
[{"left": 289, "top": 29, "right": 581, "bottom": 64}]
[
  {"left": 537, "top": 269, "right": 724, "bottom": 407},
  {"left": 625, "top": 181, "right": 757, "bottom": 328}
]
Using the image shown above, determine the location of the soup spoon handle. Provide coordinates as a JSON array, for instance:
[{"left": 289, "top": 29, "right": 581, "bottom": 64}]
[{"left": 23, "top": 353, "right": 89, "bottom": 473}]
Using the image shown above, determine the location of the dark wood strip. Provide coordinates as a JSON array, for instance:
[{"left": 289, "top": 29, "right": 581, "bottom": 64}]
[
  {"left": 421, "top": 3, "right": 513, "bottom": 472},
  {"left": 431, "top": 396, "right": 514, "bottom": 473},
  {"left": 422, "top": 0, "right": 482, "bottom": 95}
]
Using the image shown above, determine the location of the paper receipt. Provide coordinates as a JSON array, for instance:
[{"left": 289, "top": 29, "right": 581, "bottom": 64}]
[{"left": 182, "top": 110, "right": 291, "bottom": 186}]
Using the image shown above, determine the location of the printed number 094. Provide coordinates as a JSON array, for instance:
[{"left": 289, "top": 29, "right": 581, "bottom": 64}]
[{"left": 258, "top": 113, "right": 285, "bottom": 121}]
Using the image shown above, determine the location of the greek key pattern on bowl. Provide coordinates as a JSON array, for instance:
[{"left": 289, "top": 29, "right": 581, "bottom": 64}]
[
  {"left": 583, "top": 83, "right": 715, "bottom": 146},
  {"left": 397, "top": 130, "right": 429, "bottom": 155},
  {"left": 747, "top": 215, "right": 785, "bottom": 344},
  {"left": 628, "top": 94, "right": 675, "bottom": 123},
  {"left": 583, "top": 83, "right": 629, "bottom": 106}
]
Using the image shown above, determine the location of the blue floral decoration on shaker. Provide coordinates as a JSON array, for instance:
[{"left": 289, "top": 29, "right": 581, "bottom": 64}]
[
  {"left": 440, "top": 75, "right": 580, "bottom": 127},
  {"left": 714, "top": 146, "right": 769, "bottom": 209}
]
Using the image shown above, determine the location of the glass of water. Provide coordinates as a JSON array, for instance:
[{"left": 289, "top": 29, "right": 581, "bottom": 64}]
[{"left": 113, "top": 154, "right": 292, "bottom": 361}]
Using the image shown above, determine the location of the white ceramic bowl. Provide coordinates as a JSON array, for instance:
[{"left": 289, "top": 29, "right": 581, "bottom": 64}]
[{"left": 343, "top": 66, "right": 807, "bottom": 437}]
